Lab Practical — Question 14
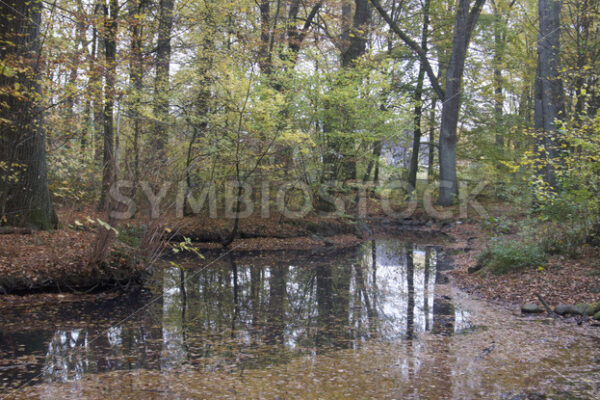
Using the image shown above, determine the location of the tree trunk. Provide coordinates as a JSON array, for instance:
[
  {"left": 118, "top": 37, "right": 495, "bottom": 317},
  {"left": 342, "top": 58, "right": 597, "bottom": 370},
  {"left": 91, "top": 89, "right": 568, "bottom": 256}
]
[
  {"left": 0, "top": 0, "right": 57, "bottom": 229},
  {"left": 406, "top": 246, "right": 415, "bottom": 340},
  {"left": 339, "top": 0, "right": 371, "bottom": 181},
  {"left": 437, "top": 0, "right": 485, "bottom": 206},
  {"left": 492, "top": 2, "right": 505, "bottom": 150},
  {"left": 317, "top": 0, "right": 370, "bottom": 212},
  {"left": 91, "top": 1, "right": 105, "bottom": 163},
  {"left": 258, "top": 0, "right": 272, "bottom": 76},
  {"left": 153, "top": 0, "right": 175, "bottom": 164},
  {"left": 408, "top": 0, "right": 431, "bottom": 190},
  {"left": 427, "top": 97, "right": 437, "bottom": 181},
  {"left": 98, "top": 0, "right": 118, "bottom": 210},
  {"left": 341, "top": 0, "right": 370, "bottom": 68},
  {"left": 369, "top": 0, "right": 485, "bottom": 206},
  {"left": 128, "top": 0, "right": 147, "bottom": 204},
  {"left": 534, "top": 0, "right": 564, "bottom": 189}
]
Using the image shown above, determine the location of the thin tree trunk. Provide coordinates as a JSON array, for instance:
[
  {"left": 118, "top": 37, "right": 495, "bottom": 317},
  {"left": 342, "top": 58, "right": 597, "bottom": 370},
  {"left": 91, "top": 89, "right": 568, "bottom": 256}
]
[
  {"left": 492, "top": 3, "right": 505, "bottom": 150},
  {"left": 128, "top": 0, "right": 147, "bottom": 205},
  {"left": 153, "top": 0, "right": 175, "bottom": 164},
  {"left": 408, "top": 0, "right": 431, "bottom": 190},
  {"left": 406, "top": 246, "right": 415, "bottom": 340},
  {"left": 66, "top": 0, "right": 86, "bottom": 132},
  {"left": 258, "top": 0, "right": 272, "bottom": 76},
  {"left": 98, "top": 0, "right": 118, "bottom": 210},
  {"left": 428, "top": 98, "right": 437, "bottom": 181},
  {"left": 91, "top": 2, "right": 105, "bottom": 163}
]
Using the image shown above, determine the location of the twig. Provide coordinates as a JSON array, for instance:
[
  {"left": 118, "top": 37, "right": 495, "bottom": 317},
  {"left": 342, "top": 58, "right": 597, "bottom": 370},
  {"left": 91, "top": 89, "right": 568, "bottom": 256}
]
[{"left": 535, "top": 292, "right": 555, "bottom": 316}]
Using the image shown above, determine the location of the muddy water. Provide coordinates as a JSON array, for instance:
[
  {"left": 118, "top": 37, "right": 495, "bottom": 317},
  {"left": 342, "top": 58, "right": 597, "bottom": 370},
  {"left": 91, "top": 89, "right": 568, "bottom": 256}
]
[{"left": 1, "top": 239, "right": 599, "bottom": 399}]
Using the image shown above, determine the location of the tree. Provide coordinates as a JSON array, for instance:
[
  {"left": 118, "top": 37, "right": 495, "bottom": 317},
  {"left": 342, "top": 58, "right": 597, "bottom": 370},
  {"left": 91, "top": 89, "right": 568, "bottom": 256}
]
[
  {"left": 340, "top": 0, "right": 371, "bottom": 181},
  {"left": 153, "top": 0, "right": 175, "bottom": 163},
  {"left": 0, "top": 0, "right": 57, "bottom": 229},
  {"left": 128, "top": 0, "right": 149, "bottom": 203},
  {"left": 370, "top": 0, "right": 486, "bottom": 205},
  {"left": 534, "top": 0, "right": 564, "bottom": 188},
  {"left": 98, "top": 0, "right": 119, "bottom": 210},
  {"left": 407, "top": 0, "right": 432, "bottom": 191},
  {"left": 490, "top": 0, "right": 517, "bottom": 152},
  {"left": 317, "top": 0, "right": 372, "bottom": 212}
]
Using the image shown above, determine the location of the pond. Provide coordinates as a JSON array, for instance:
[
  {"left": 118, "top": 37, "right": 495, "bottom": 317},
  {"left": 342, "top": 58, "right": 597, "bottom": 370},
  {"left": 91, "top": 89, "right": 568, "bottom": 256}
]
[{"left": 1, "top": 239, "right": 599, "bottom": 399}]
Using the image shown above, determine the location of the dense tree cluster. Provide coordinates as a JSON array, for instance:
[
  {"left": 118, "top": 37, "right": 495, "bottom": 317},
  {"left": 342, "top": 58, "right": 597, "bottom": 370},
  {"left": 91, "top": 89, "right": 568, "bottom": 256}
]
[{"left": 0, "top": 0, "right": 599, "bottom": 230}]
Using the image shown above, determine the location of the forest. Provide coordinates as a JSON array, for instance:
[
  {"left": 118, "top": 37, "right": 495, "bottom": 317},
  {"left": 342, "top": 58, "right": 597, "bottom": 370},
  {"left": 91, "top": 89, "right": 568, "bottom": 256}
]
[{"left": 1, "top": 0, "right": 600, "bottom": 398}]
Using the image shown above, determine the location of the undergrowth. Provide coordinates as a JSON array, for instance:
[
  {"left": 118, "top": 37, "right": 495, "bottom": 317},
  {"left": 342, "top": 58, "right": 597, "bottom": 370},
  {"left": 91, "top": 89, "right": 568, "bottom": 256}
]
[{"left": 477, "top": 238, "right": 547, "bottom": 275}]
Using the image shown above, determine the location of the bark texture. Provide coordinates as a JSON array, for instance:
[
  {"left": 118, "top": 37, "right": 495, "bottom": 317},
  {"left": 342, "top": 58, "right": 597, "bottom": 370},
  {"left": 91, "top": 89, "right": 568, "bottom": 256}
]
[
  {"left": 153, "top": 0, "right": 175, "bottom": 162},
  {"left": 534, "top": 0, "right": 564, "bottom": 188},
  {"left": 0, "top": 0, "right": 57, "bottom": 229},
  {"left": 437, "top": 0, "right": 485, "bottom": 205}
]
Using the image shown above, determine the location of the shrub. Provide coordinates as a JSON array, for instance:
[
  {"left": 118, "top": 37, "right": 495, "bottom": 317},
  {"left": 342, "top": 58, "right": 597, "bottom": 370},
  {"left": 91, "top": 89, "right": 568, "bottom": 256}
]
[
  {"left": 481, "top": 216, "right": 514, "bottom": 234},
  {"left": 117, "top": 224, "right": 147, "bottom": 248},
  {"left": 539, "top": 221, "right": 588, "bottom": 258},
  {"left": 477, "top": 238, "right": 547, "bottom": 275}
]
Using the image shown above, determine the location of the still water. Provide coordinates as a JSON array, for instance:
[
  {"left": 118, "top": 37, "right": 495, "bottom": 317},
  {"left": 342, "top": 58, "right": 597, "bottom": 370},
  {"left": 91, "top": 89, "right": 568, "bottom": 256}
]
[{"left": 1, "top": 239, "right": 599, "bottom": 399}]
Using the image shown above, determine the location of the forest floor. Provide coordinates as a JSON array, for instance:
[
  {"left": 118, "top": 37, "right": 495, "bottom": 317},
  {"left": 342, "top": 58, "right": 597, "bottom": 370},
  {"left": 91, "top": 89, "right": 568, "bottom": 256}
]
[
  {"left": 1, "top": 199, "right": 599, "bottom": 317},
  {"left": 445, "top": 203, "right": 600, "bottom": 319}
]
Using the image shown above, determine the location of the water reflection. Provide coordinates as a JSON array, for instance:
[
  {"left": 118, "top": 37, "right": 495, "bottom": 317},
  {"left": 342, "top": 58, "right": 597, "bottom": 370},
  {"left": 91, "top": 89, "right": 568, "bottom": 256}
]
[{"left": 0, "top": 240, "right": 467, "bottom": 390}]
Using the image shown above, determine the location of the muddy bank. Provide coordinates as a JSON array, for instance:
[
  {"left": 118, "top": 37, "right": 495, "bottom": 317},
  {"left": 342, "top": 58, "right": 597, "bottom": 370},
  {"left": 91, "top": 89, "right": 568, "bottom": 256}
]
[
  {"left": 0, "top": 203, "right": 455, "bottom": 295},
  {"left": 0, "top": 221, "right": 147, "bottom": 295}
]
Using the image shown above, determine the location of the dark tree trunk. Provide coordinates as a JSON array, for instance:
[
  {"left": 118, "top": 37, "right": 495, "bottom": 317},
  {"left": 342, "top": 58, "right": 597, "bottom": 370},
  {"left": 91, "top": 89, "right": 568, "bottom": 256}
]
[
  {"left": 153, "top": 0, "right": 175, "bottom": 163},
  {"left": 98, "top": 0, "right": 118, "bottom": 210},
  {"left": 339, "top": 0, "right": 371, "bottom": 181},
  {"left": 0, "top": 0, "right": 57, "bottom": 229},
  {"left": 257, "top": 0, "right": 272, "bottom": 77},
  {"left": 265, "top": 265, "right": 287, "bottom": 344},
  {"left": 316, "top": 265, "right": 334, "bottom": 348},
  {"left": 341, "top": 0, "right": 370, "bottom": 68},
  {"left": 184, "top": 69, "right": 211, "bottom": 216},
  {"left": 406, "top": 246, "right": 415, "bottom": 340},
  {"left": 534, "top": 0, "right": 564, "bottom": 188},
  {"left": 285, "top": 0, "right": 322, "bottom": 66},
  {"left": 492, "top": 2, "right": 505, "bottom": 150},
  {"left": 91, "top": 1, "right": 104, "bottom": 163},
  {"left": 129, "top": 0, "right": 147, "bottom": 203},
  {"left": 408, "top": 0, "right": 431, "bottom": 190}
]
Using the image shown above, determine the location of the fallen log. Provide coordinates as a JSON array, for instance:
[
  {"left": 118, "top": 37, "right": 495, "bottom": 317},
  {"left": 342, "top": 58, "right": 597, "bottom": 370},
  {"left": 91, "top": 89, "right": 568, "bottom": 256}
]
[{"left": 0, "top": 227, "right": 33, "bottom": 234}]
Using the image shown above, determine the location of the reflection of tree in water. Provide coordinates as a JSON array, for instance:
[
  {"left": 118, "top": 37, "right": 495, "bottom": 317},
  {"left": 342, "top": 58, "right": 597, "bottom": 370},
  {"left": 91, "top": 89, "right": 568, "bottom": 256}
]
[
  {"left": 1, "top": 240, "right": 462, "bottom": 389},
  {"left": 44, "top": 329, "right": 86, "bottom": 382},
  {"left": 40, "top": 323, "right": 160, "bottom": 383},
  {"left": 265, "top": 265, "right": 287, "bottom": 345},
  {"left": 354, "top": 241, "right": 444, "bottom": 340},
  {"left": 160, "top": 267, "right": 188, "bottom": 370},
  {"left": 406, "top": 246, "right": 415, "bottom": 340},
  {"left": 316, "top": 261, "right": 352, "bottom": 351}
]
